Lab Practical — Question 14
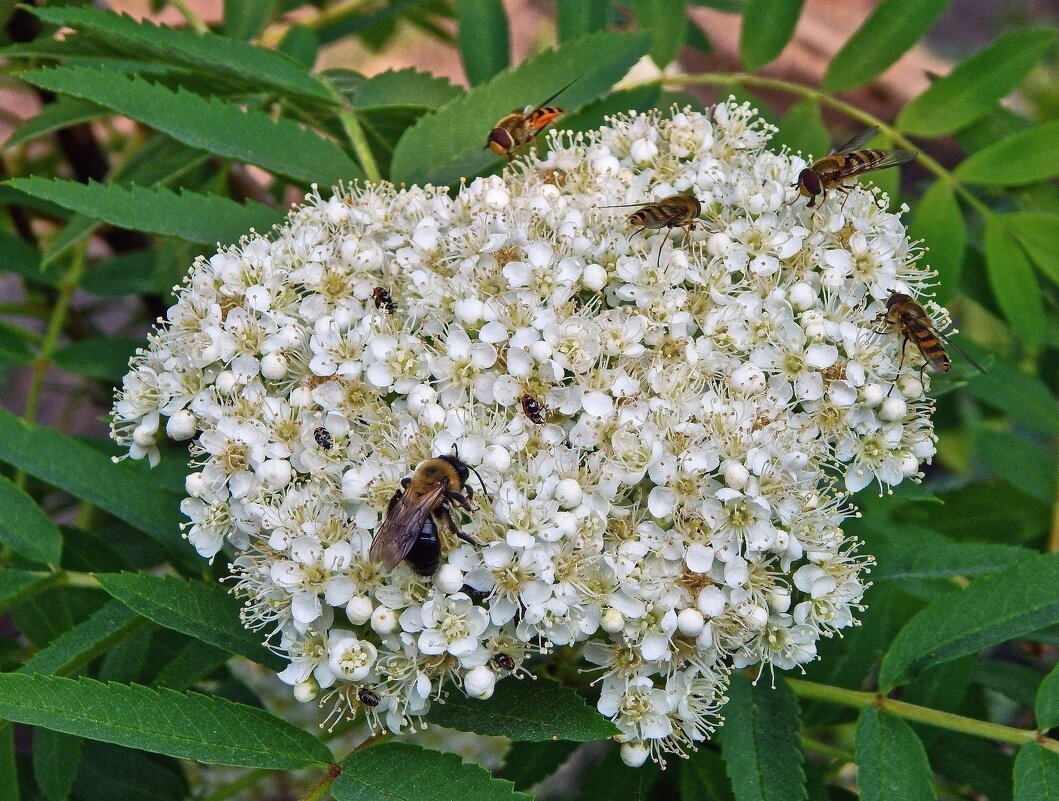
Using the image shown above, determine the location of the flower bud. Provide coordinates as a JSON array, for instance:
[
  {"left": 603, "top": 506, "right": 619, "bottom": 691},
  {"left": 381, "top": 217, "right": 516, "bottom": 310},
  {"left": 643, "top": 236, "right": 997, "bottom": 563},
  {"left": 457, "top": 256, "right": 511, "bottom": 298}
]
[
  {"left": 600, "top": 608, "right": 625, "bottom": 633},
  {"left": 261, "top": 352, "right": 288, "bottom": 380},
  {"left": 677, "top": 608, "right": 705, "bottom": 636},
  {"left": 620, "top": 742, "right": 650, "bottom": 768},
  {"left": 166, "top": 410, "right": 197, "bottom": 441},
  {"left": 434, "top": 564, "right": 465, "bottom": 594},
  {"left": 370, "top": 606, "right": 397, "bottom": 635},
  {"left": 346, "top": 596, "right": 373, "bottom": 625},
  {"left": 464, "top": 666, "right": 496, "bottom": 699}
]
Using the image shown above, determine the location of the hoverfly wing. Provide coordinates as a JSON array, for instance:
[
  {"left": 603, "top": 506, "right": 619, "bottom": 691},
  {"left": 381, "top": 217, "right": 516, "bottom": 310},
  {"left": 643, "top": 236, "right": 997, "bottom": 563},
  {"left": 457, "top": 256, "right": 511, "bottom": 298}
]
[
  {"left": 369, "top": 482, "right": 447, "bottom": 569},
  {"left": 532, "top": 78, "right": 577, "bottom": 114},
  {"left": 833, "top": 126, "right": 879, "bottom": 154},
  {"left": 833, "top": 149, "right": 919, "bottom": 182},
  {"left": 933, "top": 328, "right": 987, "bottom": 374}
]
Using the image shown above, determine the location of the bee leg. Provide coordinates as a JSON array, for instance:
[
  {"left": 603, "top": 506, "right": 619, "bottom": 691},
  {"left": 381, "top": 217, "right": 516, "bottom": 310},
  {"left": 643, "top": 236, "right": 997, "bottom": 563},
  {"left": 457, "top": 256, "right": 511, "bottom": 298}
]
[
  {"left": 387, "top": 488, "right": 404, "bottom": 514},
  {"left": 444, "top": 508, "right": 481, "bottom": 547},
  {"left": 447, "top": 490, "right": 474, "bottom": 512},
  {"left": 401, "top": 477, "right": 412, "bottom": 490}
]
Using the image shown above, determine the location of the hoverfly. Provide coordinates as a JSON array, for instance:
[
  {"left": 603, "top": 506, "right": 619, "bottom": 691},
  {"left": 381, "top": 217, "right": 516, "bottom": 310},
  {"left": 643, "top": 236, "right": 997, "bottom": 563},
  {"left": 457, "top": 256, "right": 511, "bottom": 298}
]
[
  {"left": 877, "top": 292, "right": 984, "bottom": 391},
  {"left": 795, "top": 127, "right": 917, "bottom": 208},
  {"left": 372, "top": 287, "right": 395, "bottom": 313},
  {"left": 520, "top": 393, "right": 546, "bottom": 425},
  {"left": 368, "top": 455, "right": 486, "bottom": 577},
  {"left": 603, "top": 193, "right": 703, "bottom": 267},
  {"left": 485, "top": 81, "right": 574, "bottom": 161}
]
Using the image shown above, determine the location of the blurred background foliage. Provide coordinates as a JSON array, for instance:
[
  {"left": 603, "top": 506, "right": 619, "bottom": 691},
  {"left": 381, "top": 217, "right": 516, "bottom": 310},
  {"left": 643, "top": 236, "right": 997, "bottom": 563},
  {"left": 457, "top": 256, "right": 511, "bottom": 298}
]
[{"left": 0, "top": 1, "right": 1058, "bottom": 800}]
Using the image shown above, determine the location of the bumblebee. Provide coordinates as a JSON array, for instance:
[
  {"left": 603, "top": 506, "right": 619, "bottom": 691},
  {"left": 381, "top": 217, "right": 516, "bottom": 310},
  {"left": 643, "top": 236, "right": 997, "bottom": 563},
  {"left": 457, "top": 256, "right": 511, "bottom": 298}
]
[
  {"left": 795, "top": 127, "right": 917, "bottom": 208},
  {"left": 369, "top": 455, "right": 486, "bottom": 577},
  {"left": 877, "top": 292, "right": 984, "bottom": 389},
  {"left": 485, "top": 81, "right": 574, "bottom": 161}
]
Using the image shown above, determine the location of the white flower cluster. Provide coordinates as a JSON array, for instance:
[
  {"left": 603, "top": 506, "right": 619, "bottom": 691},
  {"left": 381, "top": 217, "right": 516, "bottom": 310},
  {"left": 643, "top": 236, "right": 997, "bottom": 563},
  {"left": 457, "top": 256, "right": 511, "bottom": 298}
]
[{"left": 112, "top": 101, "right": 939, "bottom": 766}]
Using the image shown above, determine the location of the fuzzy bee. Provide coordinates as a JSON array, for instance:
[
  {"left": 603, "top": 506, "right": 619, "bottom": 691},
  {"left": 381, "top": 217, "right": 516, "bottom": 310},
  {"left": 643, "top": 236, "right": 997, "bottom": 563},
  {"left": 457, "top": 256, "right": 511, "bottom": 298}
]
[
  {"left": 368, "top": 455, "right": 486, "bottom": 577},
  {"left": 485, "top": 81, "right": 573, "bottom": 161},
  {"left": 795, "top": 127, "right": 917, "bottom": 208}
]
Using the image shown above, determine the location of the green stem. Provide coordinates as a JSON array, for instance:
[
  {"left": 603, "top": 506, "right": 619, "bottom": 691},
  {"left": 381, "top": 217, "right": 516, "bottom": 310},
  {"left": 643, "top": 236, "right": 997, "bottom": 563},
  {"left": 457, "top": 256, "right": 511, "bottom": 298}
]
[
  {"left": 23, "top": 245, "right": 85, "bottom": 424},
  {"left": 259, "top": 0, "right": 371, "bottom": 47},
  {"left": 298, "top": 765, "right": 342, "bottom": 801},
  {"left": 799, "top": 733, "right": 854, "bottom": 764},
  {"left": 168, "top": 0, "right": 210, "bottom": 35},
  {"left": 337, "top": 106, "right": 382, "bottom": 184},
  {"left": 656, "top": 73, "right": 997, "bottom": 222},
  {"left": 787, "top": 678, "right": 1059, "bottom": 753},
  {"left": 60, "top": 570, "right": 102, "bottom": 590}
]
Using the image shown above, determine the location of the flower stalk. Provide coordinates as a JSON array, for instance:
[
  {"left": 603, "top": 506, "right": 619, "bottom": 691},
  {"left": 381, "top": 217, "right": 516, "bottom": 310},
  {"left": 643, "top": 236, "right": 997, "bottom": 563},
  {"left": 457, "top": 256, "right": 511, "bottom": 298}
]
[{"left": 787, "top": 678, "right": 1059, "bottom": 754}]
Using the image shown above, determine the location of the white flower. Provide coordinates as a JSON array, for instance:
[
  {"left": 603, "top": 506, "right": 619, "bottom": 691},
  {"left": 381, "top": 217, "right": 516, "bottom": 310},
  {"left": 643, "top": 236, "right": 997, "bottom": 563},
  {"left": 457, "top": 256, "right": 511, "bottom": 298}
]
[{"left": 112, "top": 101, "right": 936, "bottom": 763}]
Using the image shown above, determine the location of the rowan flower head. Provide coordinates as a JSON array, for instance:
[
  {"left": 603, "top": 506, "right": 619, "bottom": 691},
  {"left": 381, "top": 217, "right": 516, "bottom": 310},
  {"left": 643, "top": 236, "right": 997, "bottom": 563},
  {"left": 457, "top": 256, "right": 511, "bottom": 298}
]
[{"left": 112, "top": 100, "right": 940, "bottom": 765}]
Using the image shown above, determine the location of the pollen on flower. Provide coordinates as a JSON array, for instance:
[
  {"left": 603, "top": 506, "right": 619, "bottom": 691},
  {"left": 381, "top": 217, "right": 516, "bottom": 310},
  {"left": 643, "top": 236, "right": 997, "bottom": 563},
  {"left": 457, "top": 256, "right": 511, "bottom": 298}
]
[{"left": 111, "top": 100, "right": 940, "bottom": 765}]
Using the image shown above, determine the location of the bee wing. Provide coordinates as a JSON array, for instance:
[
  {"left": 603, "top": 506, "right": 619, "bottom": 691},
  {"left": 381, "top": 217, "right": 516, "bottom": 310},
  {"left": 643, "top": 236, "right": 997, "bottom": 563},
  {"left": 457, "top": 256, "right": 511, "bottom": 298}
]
[
  {"left": 833, "top": 126, "right": 879, "bottom": 154},
  {"left": 933, "top": 329, "right": 988, "bottom": 374},
  {"left": 369, "top": 482, "right": 447, "bottom": 569}
]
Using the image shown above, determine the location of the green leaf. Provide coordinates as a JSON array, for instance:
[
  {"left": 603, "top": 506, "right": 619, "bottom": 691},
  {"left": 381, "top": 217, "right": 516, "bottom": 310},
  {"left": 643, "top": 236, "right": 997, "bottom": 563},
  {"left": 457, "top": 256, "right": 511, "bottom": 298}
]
[
  {"left": 4, "top": 97, "right": 107, "bottom": 150},
  {"left": 1037, "top": 663, "right": 1059, "bottom": 731},
  {"left": 984, "top": 218, "right": 1044, "bottom": 349},
  {"left": 51, "top": 338, "right": 141, "bottom": 383},
  {"left": 390, "top": 31, "right": 650, "bottom": 186},
  {"left": 19, "top": 601, "right": 144, "bottom": 677},
  {"left": 971, "top": 658, "right": 1041, "bottom": 707},
  {"left": 555, "top": 84, "right": 662, "bottom": 135},
  {"left": 496, "top": 740, "right": 578, "bottom": 791},
  {"left": 1014, "top": 743, "right": 1059, "bottom": 801},
  {"left": 0, "top": 474, "right": 63, "bottom": 565},
  {"left": 0, "top": 569, "right": 60, "bottom": 613},
  {"left": 717, "top": 674, "right": 806, "bottom": 801},
  {"left": 73, "top": 741, "right": 187, "bottom": 801},
  {"left": 964, "top": 362, "right": 1059, "bottom": 436},
  {"left": 21, "top": 66, "right": 360, "bottom": 186},
  {"left": 633, "top": 0, "right": 688, "bottom": 67},
  {"left": 928, "top": 733, "right": 1013, "bottom": 801},
  {"left": 1003, "top": 212, "right": 1059, "bottom": 285},
  {"left": 94, "top": 573, "right": 283, "bottom": 671},
  {"left": 823, "top": 0, "right": 949, "bottom": 92},
  {"left": 865, "top": 523, "right": 1032, "bottom": 581},
  {"left": 0, "top": 410, "right": 190, "bottom": 560},
  {"left": 896, "top": 29, "right": 1056, "bottom": 136},
  {"left": 854, "top": 708, "right": 935, "bottom": 801},
  {"left": 575, "top": 744, "right": 660, "bottom": 801},
  {"left": 348, "top": 68, "right": 462, "bottom": 110},
  {"left": 879, "top": 553, "right": 1059, "bottom": 689},
  {"left": 27, "top": 5, "right": 332, "bottom": 104},
  {"left": 4, "top": 178, "right": 284, "bottom": 247},
  {"left": 683, "top": 748, "right": 736, "bottom": 801},
  {"left": 909, "top": 180, "right": 964, "bottom": 304},
  {"left": 151, "top": 639, "right": 231, "bottom": 690},
  {"left": 776, "top": 98, "right": 829, "bottom": 158},
  {"left": 334, "top": 742, "right": 530, "bottom": 801},
  {"left": 556, "top": 0, "right": 613, "bottom": 41},
  {"left": 454, "top": 0, "right": 509, "bottom": 86},
  {"left": 33, "top": 729, "right": 82, "bottom": 801},
  {"left": 0, "top": 230, "right": 51, "bottom": 285},
  {"left": 0, "top": 675, "right": 332, "bottom": 770},
  {"left": 739, "top": 0, "right": 803, "bottom": 70},
  {"left": 426, "top": 677, "right": 618, "bottom": 741},
  {"left": 223, "top": 0, "right": 276, "bottom": 40},
  {"left": 957, "top": 121, "right": 1059, "bottom": 186},
  {"left": 278, "top": 24, "right": 320, "bottom": 68},
  {"left": 0, "top": 729, "right": 15, "bottom": 801},
  {"left": 975, "top": 428, "right": 1054, "bottom": 504}
]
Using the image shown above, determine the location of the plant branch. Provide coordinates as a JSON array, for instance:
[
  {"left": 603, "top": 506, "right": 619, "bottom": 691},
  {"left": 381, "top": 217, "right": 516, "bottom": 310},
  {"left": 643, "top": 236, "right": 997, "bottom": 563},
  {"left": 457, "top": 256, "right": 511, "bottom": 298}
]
[
  {"left": 168, "top": 0, "right": 209, "bottom": 35},
  {"left": 787, "top": 678, "right": 1059, "bottom": 753},
  {"left": 336, "top": 106, "right": 382, "bottom": 183},
  {"left": 259, "top": 0, "right": 372, "bottom": 48}
]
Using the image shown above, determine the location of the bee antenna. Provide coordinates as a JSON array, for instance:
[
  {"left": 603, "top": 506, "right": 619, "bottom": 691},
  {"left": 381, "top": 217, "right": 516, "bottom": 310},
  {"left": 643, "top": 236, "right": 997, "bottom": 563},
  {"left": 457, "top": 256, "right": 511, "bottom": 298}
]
[{"left": 468, "top": 464, "right": 490, "bottom": 500}]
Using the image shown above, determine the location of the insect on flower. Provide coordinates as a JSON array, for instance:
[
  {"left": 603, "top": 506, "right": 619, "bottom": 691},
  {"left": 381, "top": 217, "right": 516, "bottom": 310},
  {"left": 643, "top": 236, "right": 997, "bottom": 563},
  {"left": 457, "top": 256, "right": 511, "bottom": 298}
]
[
  {"left": 369, "top": 455, "right": 486, "bottom": 577},
  {"left": 357, "top": 687, "right": 380, "bottom": 707},
  {"left": 313, "top": 426, "right": 333, "bottom": 450},
  {"left": 372, "top": 287, "right": 395, "bottom": 313},
  {"left": 603, "top": 193, "right": 703, "bottom": 267},
  {"left": 795, "top": 127, "right": 917, "bottom": 208},
  {"left": 485, "top": 81, "right": 574, "bottom": 161},
  {"left": 520, "top": 393, "right": 546, "bottom": 425},
  {"left": 877, "top": 292, "right": 984, "bottom": 392}
]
